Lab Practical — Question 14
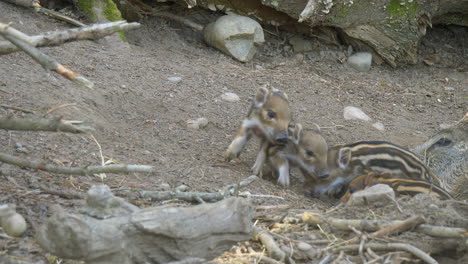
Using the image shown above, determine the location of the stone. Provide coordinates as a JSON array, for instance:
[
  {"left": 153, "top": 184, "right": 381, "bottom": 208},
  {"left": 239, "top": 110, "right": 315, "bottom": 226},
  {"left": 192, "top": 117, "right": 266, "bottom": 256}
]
[
  {"left": 175, "top": 184, "right": 190, "bottom": 192},
  {"left": 343, "top": 106, "right": 372, "bottom": 121},
  {"left": 1, "top": 213, "right": 27, "bottom": 237},
  {"left": 203, "top": 14, "right": 264, "bottom": 62},
  {"left": 347, "top": 52, "right": 372, "bottom": 72},
  {"left": 347, "top": 184, "right": 395, "bottom": 206},
  {"left": 160, "top": 183, "right": 171, "bottom": 191},
  {"left": 297, "top": 242, "right": 312, "bottom": 251},
  {"left": 168, "top": 77, "right": 182, "bottom": 83},
  {"left": 221, "top": 92, "right": 240, "bottom": 102},
  {"left": 187, "top": 118, "right": 209, "bottom": 129},
  {"left": 372, "top": 122, "right": 385, "bottom": 131},
  {"left": 289, "top": 35, "right": 314, "bottom": 53}
]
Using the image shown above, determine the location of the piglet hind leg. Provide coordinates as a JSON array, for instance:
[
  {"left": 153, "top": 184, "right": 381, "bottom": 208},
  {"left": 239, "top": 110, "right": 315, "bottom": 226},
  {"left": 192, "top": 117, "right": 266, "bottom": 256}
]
[{"left": 251, "top": 140, "right": 268, "bottom": 177}]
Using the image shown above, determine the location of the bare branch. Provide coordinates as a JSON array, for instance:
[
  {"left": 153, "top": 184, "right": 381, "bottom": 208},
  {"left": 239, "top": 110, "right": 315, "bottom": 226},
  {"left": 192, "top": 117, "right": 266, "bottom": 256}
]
[
  {"left": 1, "top": 0, "right": 39, "bottom": 8},
  {"left": 253, "top": 228, "right": 286, "bottom": 262},
  {"left": 152, "top": 11, "right": 204, "bottom": 31},
  {"left": 370, "top": 215, "right": 426, "bottom": 237},
  {"left": 0, "top": 23, "right": 94, "bottom": 89},
  {"left": 332, "top": 243, "right": 438, "bottom": 264},
  {"left": 302, "top": 212, "right": 466, "bottom": 238},
  {"left": 139, "top": 190, "right": 226, "bottom": 203},
  {"left": 35, "top": 7, "right": 86, "bottom": 27},
  {"left": 0, "top": 21, "right": 140, "bottom": 55},
  {"left": 0, "top": 116, "right": 93, "bottom": 133},
  {"left": 0, "top": 104, "right": 34, "bottom": 113},
  {"left": 0, "top": 152, "right": 155, "bottom": 176}
]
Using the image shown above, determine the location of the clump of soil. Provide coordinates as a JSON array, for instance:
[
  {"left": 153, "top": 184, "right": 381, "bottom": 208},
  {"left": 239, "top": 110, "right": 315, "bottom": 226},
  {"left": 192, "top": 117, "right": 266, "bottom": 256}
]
[{"left": 0, "top": 1, "right": 466, "bottom": 263}]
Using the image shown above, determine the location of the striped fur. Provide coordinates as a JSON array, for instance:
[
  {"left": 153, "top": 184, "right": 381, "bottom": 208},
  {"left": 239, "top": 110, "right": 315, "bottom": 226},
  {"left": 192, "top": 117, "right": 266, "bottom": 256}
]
[
  {"left": 330, "top": 141, "right": 442, "bottom": 186},
  {"left": 340, "top": 172, "right": 452, "bottom": 202}
]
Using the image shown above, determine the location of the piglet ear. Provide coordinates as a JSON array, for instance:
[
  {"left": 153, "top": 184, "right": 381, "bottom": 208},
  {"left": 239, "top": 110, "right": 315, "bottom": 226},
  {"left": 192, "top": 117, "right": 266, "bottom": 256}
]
[
  {"left": 293, "top": 123, "right": 302, "bottom": 145},
  {"left": 255, "top": 86, "right": 269, "bottom": 108},
  {"left": 338, "top": 148, "right": 351, "bottom": 169}
]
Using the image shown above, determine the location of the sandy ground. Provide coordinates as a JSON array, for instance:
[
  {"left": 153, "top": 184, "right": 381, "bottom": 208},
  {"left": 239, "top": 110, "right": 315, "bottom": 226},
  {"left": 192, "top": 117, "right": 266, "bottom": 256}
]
[{"left": 0, "top": 2, "right": 467, "bottom": 263}]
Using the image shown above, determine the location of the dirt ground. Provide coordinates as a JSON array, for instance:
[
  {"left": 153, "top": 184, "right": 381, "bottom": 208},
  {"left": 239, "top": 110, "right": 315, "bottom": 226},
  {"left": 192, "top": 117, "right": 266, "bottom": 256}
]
[{"left": 0, "top": 1, "right": 467, "bottom": 263}]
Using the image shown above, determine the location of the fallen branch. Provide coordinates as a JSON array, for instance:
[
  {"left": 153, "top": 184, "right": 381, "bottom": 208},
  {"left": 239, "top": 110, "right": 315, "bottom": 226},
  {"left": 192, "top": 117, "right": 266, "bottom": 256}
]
[
  {"left": 0, "top": 115, "right": 93, "bottom": 133},
  {"left": 0, "top": 21, "right": 140, "bottom": 55},
  {"left": 152, "top": 11, "right": 204, "bottom": 31},
  {"left": 0, "top": 152, "right": 155, "bottom": 176},
  {"left": 2, "top": 0, "right": 39, "bottom": 8},
  {"left": 0, "top": 23, "right": 93, "bottom": 89},
  {"left": 332, "top": 243, "right": 438, "bottom": 264},
  {"left": 370, "top": 215, "right": 426, "bottom": 237},
  {"left": 0, "top": 104, "right": 34, "bottom": 113},
  {"left": 302, "top": 212, "right": 466, "bottom": 238},
  {"left": 35, "top": 7, "right": 86, "bottom": 27},
  {"left": 253, "top": 228, "right": 286, "bottom": 262},
  {"left": 140, "top": 190, "right": 226, "bottom": 203}
]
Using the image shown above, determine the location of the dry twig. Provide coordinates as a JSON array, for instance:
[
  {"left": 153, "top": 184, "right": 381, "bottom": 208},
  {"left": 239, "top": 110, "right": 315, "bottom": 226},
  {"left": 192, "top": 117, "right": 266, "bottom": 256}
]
[
  {"left": 0, "top": 115, "right": 93, "bottom": 133},
  {"left": 253, "top": 227, "right": 286, "bottom": 261},
  {"left": 0, "top": 23, "right": 94, "bottom": 89},
  {"left": 302, "top": 212, "right": 466, "bottom": 238},
  {"left": 0, "top": 21, "right": 140, "bottom": 55},
  {"left": 0, "top": 152, "right": 155, "bottom": 176},
  {"left": 0, "top": 104, "right": 34, "bottom": 113},
  {"left": 370, "top": 215, "right": 426, "bottom": 237},
  {"left": 332, "top": 242, "right": 438, "bottom": 264}
]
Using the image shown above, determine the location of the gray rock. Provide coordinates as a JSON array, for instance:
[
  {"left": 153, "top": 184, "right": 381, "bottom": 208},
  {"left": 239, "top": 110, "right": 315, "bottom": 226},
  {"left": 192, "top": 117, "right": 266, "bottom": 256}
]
[
  {"left": 203, "top": 15, "right": 264, "bottom": 62},
  {"left": 160, "top": 183, "right": 171, "bottom": 191},
  {"left": 347, "top": 184, "right": 395, "bottom": 206},
  {"left": 347, "top": 52, "right": 372, "bottom": 72},
  {"left": 175, "top": 184, "right": 190, "bottom": 192},
  {"left": 168, "top": 76, "right": 182, "bottom": 83},
  {"left": 297, "top": 242, "right": 312, "bottom": 251},
  {"left": 289, "top": 35, "right": 314, "bottom": 53},
  {"left": 221, "top": 92, "right": 240, "bottom": 102}
]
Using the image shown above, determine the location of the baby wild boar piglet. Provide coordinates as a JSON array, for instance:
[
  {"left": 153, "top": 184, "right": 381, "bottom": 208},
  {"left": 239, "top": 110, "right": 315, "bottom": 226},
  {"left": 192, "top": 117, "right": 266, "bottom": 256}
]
[
  {"left": 266, "top": 124, "right": 329, "bottom": 186},
  {"left": 225, "top": 86, "right": 292, "bottom": 176},
  {"left": 314, "top": 141, "right": 443, "bottom": 198}
]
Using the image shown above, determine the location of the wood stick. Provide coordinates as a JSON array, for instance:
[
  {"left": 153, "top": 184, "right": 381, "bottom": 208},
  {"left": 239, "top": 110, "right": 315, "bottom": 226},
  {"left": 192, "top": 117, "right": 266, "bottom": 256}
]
[
  {"left": 45, "top": 103, "right": 77, "bottom": 115},
  {"left": 0, "top": 152, "right": 155, "bottom": 176},
  {"left": 302, "top": 212, "right": 466, "bottom": 238},
  {"left": 0, "top": 104, "right": 34, "bottom": 113},
  {"left": 2, "top": 0, "right": 40, "bottom": 8},
  {"left": 370, "top": 215, "right": 426, "bottom": 237},
  {"left": 140, "top": 190, "right": 226, "bottom": 203},
  {"left": 253, "top": 228, "right": 286, "bottom": 261},
  {"left": 35, "top": 7, "right": 86, "bottom": 27},
  {"left": 0, "top": 116, "right": 93, "bottom": 133},
  {"left": 152, "top": 11, "right": 204, "bottom": 31},
  {"left": 0, "top": 21, "right": 140, "bottom": 55},
  {"left": 332, "top": 242, "right": 438, "bottom": 264},
  {"left": 0, "top": 23, "right": 94, "bottom": 89}
]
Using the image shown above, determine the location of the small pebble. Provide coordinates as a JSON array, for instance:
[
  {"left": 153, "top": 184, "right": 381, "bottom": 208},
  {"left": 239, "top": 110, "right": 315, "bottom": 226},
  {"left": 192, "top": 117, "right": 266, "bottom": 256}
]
[
  {"left": 372, "top": 122, "right": 385, "bottom": 131},
  {"left": 187, "top": 117, "right": 209, "bottom": 129},
  {"left": 160, "top": 183, "right": 171, "bottom": 191},
  {"left": 343, "top": 106, "right": 372, "bottom": 121},
  {"left": 297, "top": 242, "right": 312, "bottom": 251},
  {"left": 221, "top": 92, "right": 240, "bottom": 102},
  {"left": 15, "top": 143, "right": 22, "bottom": 149},
  {"left": 444, "top": 86, "right": 455, "bottom": 91},
  {"left": 1, "top": 213, "right": 27, "bottom": 237},
  {"left": 167, "top": 76, "right": 182, "bottom": 83},
  {"left": 175, "top": 184, "right": 190, "bottom": 192},
  {"left": 347, "top": 52, "right": 372, "bottom": 72}
]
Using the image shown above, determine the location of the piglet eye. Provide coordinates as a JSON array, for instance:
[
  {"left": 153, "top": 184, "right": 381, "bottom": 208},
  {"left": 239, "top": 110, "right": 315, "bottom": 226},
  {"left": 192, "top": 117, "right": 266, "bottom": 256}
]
[
  {"left": 306, "top": 150, "right": 314, "bottom": 157},
  {"left": 434, "top": 137, "right": 452, "bottom": 147},
  {"left": 267, "top": 110, "right": 276, "bottom": 119}
]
